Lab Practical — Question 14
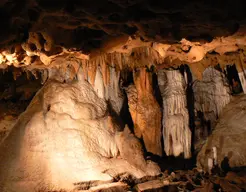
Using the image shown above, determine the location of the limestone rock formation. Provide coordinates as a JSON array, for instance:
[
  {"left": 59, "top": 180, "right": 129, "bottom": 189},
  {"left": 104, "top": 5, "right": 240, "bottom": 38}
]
[
  {"left": 0, "top": 72, "right": 160, "bottom": 192},
  {"left": 1, "top": 1, "right": 246, "bottom": 191},
  {"left": 126, "top": 68, "right": 162, "bottom": 156},
  {"left": 193, "top": 67, "right": 231, "bottom": 130},
  {"left": 197, "top": 95, "right": 246, "bottom": 173},
  {"left": 157, "top": 69, "right": 191, "bottom": 158}
]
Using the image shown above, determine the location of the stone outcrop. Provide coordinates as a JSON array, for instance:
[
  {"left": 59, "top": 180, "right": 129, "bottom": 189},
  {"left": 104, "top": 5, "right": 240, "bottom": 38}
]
[
  {"left": 158, "top": 69, "right": 191, "bottom": 158},
  {"left": 193, "top": 67, "right": 231, "bottom": 128},
  {"left": 197, "top": 95, "right": 246, "bottom": 173},
  {"left": 193, "top": 67, "right": 231, "bottom": 152},
  {"left": 126, "top": 68, "right": 162, "bottom": 156},
  {"left": 0, "top": 69, "right": 160, "bottom": 192}
]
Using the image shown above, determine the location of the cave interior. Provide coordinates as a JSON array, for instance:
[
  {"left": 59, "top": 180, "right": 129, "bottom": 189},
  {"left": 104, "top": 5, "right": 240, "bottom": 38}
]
[{"left": 0, "top": 0, "right": 246, "bottom": 191}]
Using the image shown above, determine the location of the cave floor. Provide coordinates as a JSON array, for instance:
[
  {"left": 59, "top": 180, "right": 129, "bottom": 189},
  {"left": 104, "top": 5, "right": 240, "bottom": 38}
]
[{"left": 74, "top": 168, "right": 246, "bottom": 191}]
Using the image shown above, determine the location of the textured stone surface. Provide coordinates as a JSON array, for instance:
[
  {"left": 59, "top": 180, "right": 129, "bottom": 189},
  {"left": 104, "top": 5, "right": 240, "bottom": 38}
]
[
  {"left": 193, "top": 68, "right": 231, "bottom": 152},
  {"left": 197, "top": 95, "right": 246, "bottom": 173},
  {"left": 126, "top": 68, "right": 162, "bottom": 156},
  {"left": 0, "top": 73, "right": 160, "bottom": 192},
  {"left": 193, "top": 67, "right": 231, "bottom": 126},
  {"left": 0, "top": 0, "right": 245, "bottom": 50},
  {"left": 1, "top": 1, "right": 246, "bottom": 76},
  {"left": 158, "top": 69, "right": 191, "bottom": 158}
]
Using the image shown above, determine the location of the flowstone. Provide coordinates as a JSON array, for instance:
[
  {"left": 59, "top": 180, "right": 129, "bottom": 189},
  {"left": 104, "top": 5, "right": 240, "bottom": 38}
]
[{"left": 0, "top": 70, "right": 160, "bottom": 192}]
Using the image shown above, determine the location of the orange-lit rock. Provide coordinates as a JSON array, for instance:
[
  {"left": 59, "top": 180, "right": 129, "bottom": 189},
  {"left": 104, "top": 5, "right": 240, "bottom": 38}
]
[{"left": 126, "top": 68, "right": 162, "bottom": 156}]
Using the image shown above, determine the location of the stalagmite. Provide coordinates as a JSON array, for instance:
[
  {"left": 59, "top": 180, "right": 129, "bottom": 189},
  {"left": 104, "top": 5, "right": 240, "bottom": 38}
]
[
  {"left": 158, "top": 69, "right": 191, "bottom": 158},
  {"left": 126, "top": 68, "right": 162, "bottom": 156},
  {"left": 0, "top": 69, "right": 160, "bottom": 192},
  {"left": 193, "top": 67, "right": 231, "bottom": 128}
]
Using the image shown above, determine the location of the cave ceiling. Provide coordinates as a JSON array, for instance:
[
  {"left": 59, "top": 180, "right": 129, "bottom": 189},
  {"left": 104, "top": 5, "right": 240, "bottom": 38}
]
[{"left": 1, "top": 0, "right": 246, "bottom": 75}]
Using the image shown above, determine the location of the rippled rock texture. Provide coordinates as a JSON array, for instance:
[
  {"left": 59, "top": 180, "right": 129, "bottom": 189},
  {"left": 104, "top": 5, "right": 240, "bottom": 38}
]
[{"left": 0, "top": 69, "right": 160, "bottom": 192}]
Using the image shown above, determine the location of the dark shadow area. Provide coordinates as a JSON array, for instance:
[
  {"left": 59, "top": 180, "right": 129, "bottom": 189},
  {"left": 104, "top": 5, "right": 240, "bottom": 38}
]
[
  {"left": 119, "top": 70, "right": 134, "bottom": 133},
  {"left": 147, "top": 154, "right": 195, "bottom": 172},
  {"left": 0, "top": 66, "right": 42, "bottom": 104},
  {"left": 0, "top": 66, "right": 43, "bottom": 142},
  {"left": 152, "top": 72, "right": 165, "bottom": 157},
  {"left": 225, "top": 64, "right": 243, "bottom": 94},
  {"left": 196, "top": 111, "right": 212, "bottom": 137},
  {"left": 220, "top": 156, "right": 231, "bottom": 175}
]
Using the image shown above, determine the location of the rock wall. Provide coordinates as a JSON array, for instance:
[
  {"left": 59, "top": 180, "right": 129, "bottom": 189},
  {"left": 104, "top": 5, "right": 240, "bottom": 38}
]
[
  {"left": 193, "top": 67, "right": 231, "bottom": 129},
  {"left": 126, "top": 68, "right": 162, "bottom": 156},
  {"left": 158, "top": 69, "right": 191, "bottom": 158},
  {"left": 197, "top": 95, "right": 246, "bottom": 173},
  {"left": 0, "top": 71, "right": 160, "bottom": 192}
]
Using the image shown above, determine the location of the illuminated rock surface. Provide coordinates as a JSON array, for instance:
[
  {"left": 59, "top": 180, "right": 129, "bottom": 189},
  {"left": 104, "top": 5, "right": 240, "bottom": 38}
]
[
  {"left": 193, "top": 67, "right": 232, "bottom": 152},
  {"left": 1, "top": 1, "right": 246, "bottom": 191},
  {"left": 0, "top": 74, "right": 160, "bottom": 192},
  {"left": 126, "top": 68, "right": 162, "bottom": 156},
  {"left": 193, "top": 67, "right": 231, "bottom": 128},
  {"left": 158, "top": 69, "right": 191, "bottom": 158}
]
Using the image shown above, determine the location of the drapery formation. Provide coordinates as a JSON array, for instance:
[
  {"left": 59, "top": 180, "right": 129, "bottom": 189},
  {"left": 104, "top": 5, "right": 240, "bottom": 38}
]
[
  {"left": 126, "top": 68, "right": 162, "bottom": 156},
  {"left": 158, "top": 69, "right": 191, "bottom": 158}
]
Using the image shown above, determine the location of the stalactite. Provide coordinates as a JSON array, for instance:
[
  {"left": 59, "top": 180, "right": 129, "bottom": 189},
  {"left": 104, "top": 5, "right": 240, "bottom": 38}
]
[
  {"left": 93, "top": 64, "right": 124, "bottom": 115},
  {"left": 82, "top": 61, "right": 88, "bottom": 81},
  {"left": 107, "top": 67, "right": 123, "bottom": 114},
  {"left": 101, "top": 56, "right": 110, "bottom": 86},
  {"left": 94, "top": 66, "right": 105, "bottom": 99},
  {"left": 87, "top": 61, "right": 97, "bottom": 86},
  {"left": 193, "top": 67, "right": 231, "bottom": 128},
  {"left": 158, "top": 69, "right": 191, "bottom": 158},
  {"left": 126, "top": 68, "right": 162, "bottom": 156},
  {"left": 41, "top": 69, "right": 48, "bottom": 84}
]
